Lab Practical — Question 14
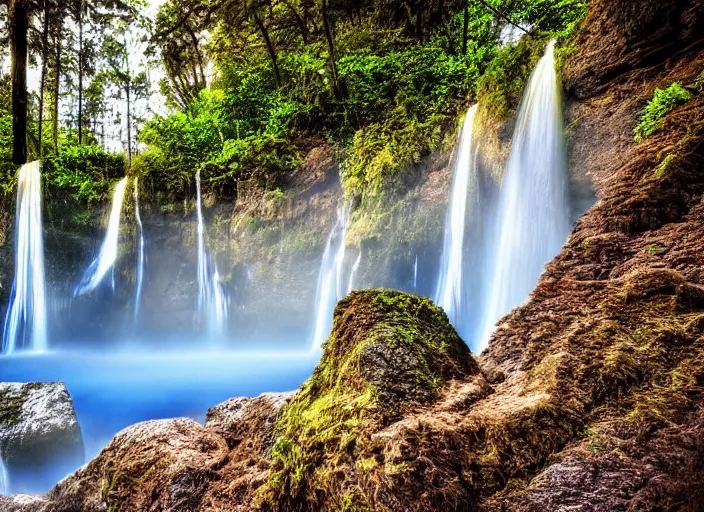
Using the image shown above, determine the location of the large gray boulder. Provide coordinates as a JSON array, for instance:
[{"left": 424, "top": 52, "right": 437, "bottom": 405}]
[{"left": 0, "top": 382, "right": 84, "bottom": 494}]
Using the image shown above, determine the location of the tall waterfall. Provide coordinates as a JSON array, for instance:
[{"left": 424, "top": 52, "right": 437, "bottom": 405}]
[
  {"left": 195, "top": 169, "right": 228, "bottom": 339},
  {"left": 0, "top": 454, "right": 8, "bottom": 495},
  {"left": 480, "top": 40, "right": 570, "bottom": 349},
  {"left": 2, "top": 161, "right": 47, "bottom": 354},
  {"left": 311, "top": 205, "right": 350, "bottom": 350},
  {"left": 434, "top": 105, "right": 479, "bottom": 330},
  {"left": 133, "top": 178, "right": 145, "bottom": 323},
  {"left": 75, "top": 178, "right": 128, "bottom": 296}
]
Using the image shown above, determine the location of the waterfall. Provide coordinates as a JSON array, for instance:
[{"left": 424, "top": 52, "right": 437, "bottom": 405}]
[
  {"left": 479, "top": 40, "right": 570, "bottom": 349},
  {"left": 347, "top": 251, "right": 362, "bottom": 293},
  {"left": 0, "top": 454, "right": 7, "bottom": 495},
  {"left": 195, "top": 169, "right": 229, "bottom": 339},
  {"left": 413, "top": 255, "right": 418, "bottom": 290},
  {"left": 311, "top": 204, "right": 350, "bottom": 350},
  {"left": 2, "top": 161, "right": 47, "bottom": 354},
  {"left": 133, "top": 178, "right": 145, "bottom": 323},
  {"left": 75, "top": 178, "right": 128, "bottom": 296},
  {"left": 433, "top": 105, "right": 479, "bottom": 330}
]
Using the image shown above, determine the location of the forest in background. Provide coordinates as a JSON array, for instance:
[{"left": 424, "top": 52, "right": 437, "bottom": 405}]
[{"left": 0, "top": 0, "right": 586, "bottom": 211}]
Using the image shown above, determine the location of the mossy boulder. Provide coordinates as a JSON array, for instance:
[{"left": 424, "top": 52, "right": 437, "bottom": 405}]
[{"left": 260, "top": 290, "right": 481, "bottom": 511}]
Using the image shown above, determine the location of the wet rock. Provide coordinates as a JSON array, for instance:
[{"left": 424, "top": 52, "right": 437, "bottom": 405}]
[
  {"left": 0, "top": 382, "right": 84, "bottom": 492},
  {"left": 0, "top": 494, "right": 49, "bottom": 512},
  {"left": 44, "top": 418, "right": 227, "bottom": 512},
  {"left": 205, "top": 391, "right": 296, "bottom": 449}
]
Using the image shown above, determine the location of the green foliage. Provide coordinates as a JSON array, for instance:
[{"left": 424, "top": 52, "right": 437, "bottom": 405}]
[
  {"left": 133, "top": 0, "right": 591, "bottom": 204},
  {"left": 635, "top": 83, "right": 692, "bottom": 141},
  {"left": 476, "top": 1, "right": 586, "bottom": 123},
  {"left": 202, "top": 134, "right": 302, "bottom": 191},
  {"left": 43, "top": 145, "right": 127, "bottom": 204},
  {"left": 477, "top": 34, "right": 548, "bottom": 123}
]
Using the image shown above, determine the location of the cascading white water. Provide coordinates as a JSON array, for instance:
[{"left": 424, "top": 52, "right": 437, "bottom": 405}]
[
  {"left": 0, "top": 454, "right": 8, "bottom": 495},
  {"left": 479, "top": 40, "right": 570, "bottom": 349},
  {"left": 311, "top": 204, "right": 350, "bottom": 350},
  {"left": 2, "top": 161, "right": 48, "bottom": 354},
  {"left": 434, "top": 105, "right": 479, "bottom": 328},
  {"left": 347, "top": 251, "right": 362, "bottom": 293},
  {"left": 195, "top": 169, "right": 228, "bottom": 339},
  {"left": 133, "top": 178, "right": 145, "bottom": 323},
  {"left": 413, "top": 255, "right": 418, "bottom": 290},
  {"left": 75, "top": 178, "right": 128, "bottom": 296}
]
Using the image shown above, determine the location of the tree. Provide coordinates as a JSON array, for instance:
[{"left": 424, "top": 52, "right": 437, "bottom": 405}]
[
  {"left": 153, "top": 0, "right": 209, "bottom": 110},
  {"left": 8, "top": 0, "right": 30, "bottom": 164},
  {"left": 103, "top": 25, "right": 150, "bottom": 166}
]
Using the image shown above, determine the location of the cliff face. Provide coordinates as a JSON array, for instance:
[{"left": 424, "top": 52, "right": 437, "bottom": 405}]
[
  {"left": 3, "top": 0, "right": 704, "bottom": 510},
  {"left": 0, "top": 144, "right": 452, "bottom": 348}
]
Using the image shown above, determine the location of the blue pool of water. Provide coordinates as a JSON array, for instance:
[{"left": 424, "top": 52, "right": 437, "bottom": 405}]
[{"left": 0, "top": 348, "right": 318, "bottom": 494}]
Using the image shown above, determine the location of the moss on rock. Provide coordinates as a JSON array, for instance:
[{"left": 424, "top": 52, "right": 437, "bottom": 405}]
[{"left": 260, "top": 290, "right": 479, "bottom": 511}]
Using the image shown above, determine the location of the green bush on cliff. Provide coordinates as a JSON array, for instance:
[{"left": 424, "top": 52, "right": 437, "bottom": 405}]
[
  {"left": 43, "top": 145, "right": 127, "bottom": 204},
  {"left": 635, "top": 82, "right": 692, "bottom": 141}
]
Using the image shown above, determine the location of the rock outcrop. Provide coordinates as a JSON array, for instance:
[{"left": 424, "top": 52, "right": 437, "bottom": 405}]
[
  {"left": 0, "top": 392, "right": 295, "bottom": 511},
  {"left": 0, "top": 382, "right": 84, "bottom": 494}
]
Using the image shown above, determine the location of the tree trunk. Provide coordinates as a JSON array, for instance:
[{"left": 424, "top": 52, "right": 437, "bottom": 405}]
[
  {"left": 9, "top": 0, "right": 29, "bottom": 165},
  {"left": 38, "top": 0, "right": 50, "bottom": 158},
  {"left": 186, "top": 24, "right": 207, "bottom": 87},
  {"left": 252, "top": 11, "right": 281, "bottom": 86},
  {"left": 77, "top": 0, "right": 84, "bottom": 145},
  {"left": 53, "top": 29, "right": 61, "bottom": 154},
  {"left": 462, "top": 1, "right": 469, "bottom": 55},
  {"left": 321, "top": 0, "right": 342, "bottom": 98}
]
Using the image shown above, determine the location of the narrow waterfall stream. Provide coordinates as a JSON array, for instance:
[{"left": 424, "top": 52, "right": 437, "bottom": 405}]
[
  {"left": 2, "top": 161, "right": 47, "bottom": 354},
  {"left": 75, "top": 178, "right": 129, "bottom": 296},
  {"left": 133, "top": 178, "right": 145, "bottom": 324},
  {"left": 195, "top": 169, "right": 229, "bottom": 339},
  {"left": 311, "top": 204, "right": 350, "bottom": 350},
  {"left": 479, "top": 40, "right": 570, "bottom": 349},
  {"left": 347, "top": 251, "right": 362, "bottom": 294},
  {"left": 0, "top": 454, "right": 8, "bottom": 495},
  {"left": 413, "top": 255, "right": 418, "bottom": 291},
  {"left": 434, "top": 105, "right": 479, "bottom": 333}
]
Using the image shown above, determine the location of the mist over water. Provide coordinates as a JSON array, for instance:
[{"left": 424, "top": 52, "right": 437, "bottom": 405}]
[
  {"left": 2, "top": 161, "right": 47, "bottom": 354},
  {"left": 479, "top": 40, "right": 570, "bottom": 349},
  {"left": 74, "top": 178, "right": 128, "bottom": 297}
]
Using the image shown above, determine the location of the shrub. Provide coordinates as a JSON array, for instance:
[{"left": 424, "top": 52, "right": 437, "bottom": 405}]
[
  {"left": 43, "top": 145, "right": 126, "bottom": 204},
  {"left": 634, "top": 83, "right": 692, "bottom": 141}
]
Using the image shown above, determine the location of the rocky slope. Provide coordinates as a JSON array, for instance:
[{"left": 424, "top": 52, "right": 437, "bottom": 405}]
[{"left": 2, "top": 0, "right": 704, "bottom": 510}]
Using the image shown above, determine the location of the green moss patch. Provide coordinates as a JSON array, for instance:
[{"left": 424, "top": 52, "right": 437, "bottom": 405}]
[{"left": 259, "top": 290, "right": 477, "bottom": 510}]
